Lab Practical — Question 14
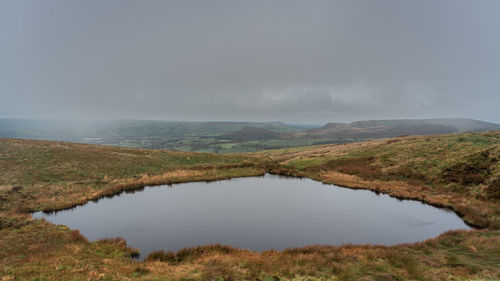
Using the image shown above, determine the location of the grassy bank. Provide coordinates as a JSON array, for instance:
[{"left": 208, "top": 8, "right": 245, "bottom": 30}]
[
  {"left": 0, "top": 138, "right": 264, "bottom": 214},
  {"left": 1, "top": 133, "right": 499, "bottom": 280},
  {"left": 262, "top": 131, "right": 500, "bottom": 229},
  {"left": 2, "top": 219, "right": 499, "bottom": 280}
]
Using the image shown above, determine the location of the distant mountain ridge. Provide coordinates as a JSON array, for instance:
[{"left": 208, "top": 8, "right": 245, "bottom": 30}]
[
  {"left": 301, "top": 118, "right": 500, "bottom": 139},
  {"left": 0, "top": 118, "right": 498, "bottom": 152}
]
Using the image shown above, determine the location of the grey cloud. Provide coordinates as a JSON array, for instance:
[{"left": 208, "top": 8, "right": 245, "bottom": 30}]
[{"left": 0, "top": 0, "right": 499, "bottom": 123}]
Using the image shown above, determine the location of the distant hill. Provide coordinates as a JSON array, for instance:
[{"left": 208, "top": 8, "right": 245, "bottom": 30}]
[
  {"left": 301, "top": 118, "right": 500, "bottom": 139},
  {"left": 0, "top": 119, "right": 305, "bottom": 141},
  {"left": 218, "top": 126, "right": 289, "bottom": 141}
]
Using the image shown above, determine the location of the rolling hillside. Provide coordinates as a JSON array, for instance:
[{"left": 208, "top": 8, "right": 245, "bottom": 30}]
[{"left": 301, "top": 118, "right": 500, "bottom": 139}]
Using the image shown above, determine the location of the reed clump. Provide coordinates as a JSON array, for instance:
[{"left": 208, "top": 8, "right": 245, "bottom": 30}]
[
  {"left": 69, "top": 229, "right": 88, "bottom": 243},
  {"left": 146, "top": 244, "right": 239, "bottom": 264}
]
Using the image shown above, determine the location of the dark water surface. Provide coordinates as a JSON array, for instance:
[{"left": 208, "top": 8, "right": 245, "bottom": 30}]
[{"left": 33, "top": 174, "right": 470, "bottom": 258}]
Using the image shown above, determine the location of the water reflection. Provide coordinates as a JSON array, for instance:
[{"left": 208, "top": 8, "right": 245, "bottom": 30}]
[{"left": 34, "top": 174, "right": 470, "bottom": 258}]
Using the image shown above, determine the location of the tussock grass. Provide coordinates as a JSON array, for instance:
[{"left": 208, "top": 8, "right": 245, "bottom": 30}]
[{"left": 146, "top": 244, "right": 240, "bottom": 264}]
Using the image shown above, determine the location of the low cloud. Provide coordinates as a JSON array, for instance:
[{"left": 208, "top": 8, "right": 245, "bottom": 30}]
[{"left": 1, "top": 0, "right": 499, "bottom": 123}]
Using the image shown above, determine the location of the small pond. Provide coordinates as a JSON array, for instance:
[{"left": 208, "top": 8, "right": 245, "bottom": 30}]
[{"left": 33, "top": 174, "right": 470, "bottom": 258}]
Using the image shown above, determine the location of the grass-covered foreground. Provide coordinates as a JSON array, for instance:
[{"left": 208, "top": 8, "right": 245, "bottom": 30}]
[{"left": 1, "top": 132, "right": 499, "bottom": 280}]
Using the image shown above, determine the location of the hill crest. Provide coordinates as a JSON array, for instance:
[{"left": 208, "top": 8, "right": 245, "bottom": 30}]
[{"left": 303, "top": 118, "right": 500, "bottom": 139}]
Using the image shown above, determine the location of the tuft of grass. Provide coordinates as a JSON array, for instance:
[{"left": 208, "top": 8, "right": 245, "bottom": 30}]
[
  {"left": 487, "top": 177, "right": 500, "bottom": 199},
  {"left": 146, "top": 244, "right": 239, "bottom": 264},
  {"left": 441, "top": 150, "right": 495, "bottom": 186},
  {"left": 69, "top": 229, "right": 88, "bottom": 243},
  {"left": 322, "top": 156, "right": 384, "bottom": 179}
]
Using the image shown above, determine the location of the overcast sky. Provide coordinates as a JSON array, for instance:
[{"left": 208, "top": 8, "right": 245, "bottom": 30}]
[{"left": 1, "top": 0, "right": 499, "bottom": 123}]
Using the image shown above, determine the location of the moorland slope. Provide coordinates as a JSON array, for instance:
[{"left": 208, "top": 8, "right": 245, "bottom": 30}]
[{"left": 1, "top": 132, "right": 499, "bottom": 280}]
